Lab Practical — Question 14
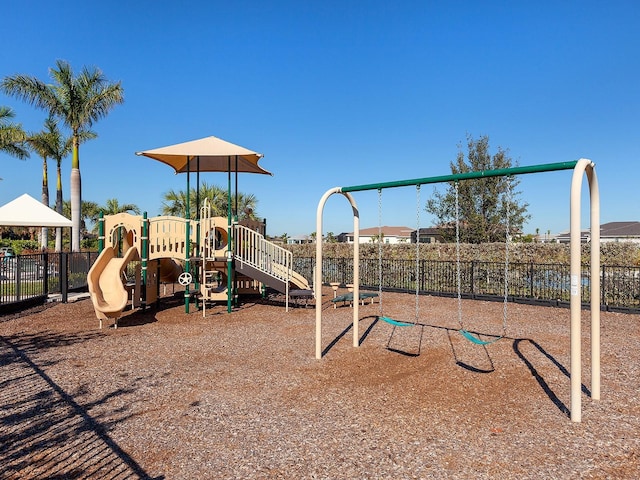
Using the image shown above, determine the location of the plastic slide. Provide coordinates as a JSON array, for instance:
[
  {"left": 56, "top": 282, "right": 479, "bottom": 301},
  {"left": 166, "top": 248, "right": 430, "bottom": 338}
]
[
  {"left": 158, "top": 257, "right": 183, "bottom": 284},
  {"left": 288, "top": 269, "right": 311, "bottom": 290},
  {"left": 87, "top": 245, "right": 140, "bottom": 328},
  {"left": 271, "top": 263, "right": 311, "bottom": 290}
]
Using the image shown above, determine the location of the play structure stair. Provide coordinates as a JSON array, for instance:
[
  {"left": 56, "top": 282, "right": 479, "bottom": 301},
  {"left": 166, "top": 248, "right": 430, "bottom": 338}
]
[{"left": 233, "top": 224, "right": 311, "bottom": 294}]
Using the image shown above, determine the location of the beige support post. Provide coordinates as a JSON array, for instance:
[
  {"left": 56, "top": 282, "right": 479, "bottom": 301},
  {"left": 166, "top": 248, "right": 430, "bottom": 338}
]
[
  {"left": 588, "top": 166, "right": 601, "bottom": 402},
  {"left": 569, "top": 159, "right": 600, "bottom": 422},
  {"left": 315, "top": 188, "right": 360, "bottom": 359}
]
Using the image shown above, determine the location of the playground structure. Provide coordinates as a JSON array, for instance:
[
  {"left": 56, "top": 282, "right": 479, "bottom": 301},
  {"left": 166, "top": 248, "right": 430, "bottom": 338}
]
[
  {"left": 87, "top": 206, "right": 310, "bottom": 328},
  {"left": 314, "top": 159, "right": 600, "bottom": 423}
]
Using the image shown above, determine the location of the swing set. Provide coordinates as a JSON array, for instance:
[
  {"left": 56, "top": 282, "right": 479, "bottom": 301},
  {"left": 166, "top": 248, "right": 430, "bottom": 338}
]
[
  {"left": 376, "top": 179, "right": 511, "bottom": 344},
  {"left": 315, "top": 159, "right": 600, "bottom": 422}
]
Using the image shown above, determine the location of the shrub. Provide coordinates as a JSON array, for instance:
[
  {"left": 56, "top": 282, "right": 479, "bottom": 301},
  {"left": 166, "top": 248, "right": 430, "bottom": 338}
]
[{"left": 286, "top": 241, "right": 640, "bottom": 265}]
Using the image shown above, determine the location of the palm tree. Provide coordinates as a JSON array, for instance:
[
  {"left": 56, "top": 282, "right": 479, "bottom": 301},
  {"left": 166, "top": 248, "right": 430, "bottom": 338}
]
[
  {"left": 63, "top": 199, "right": 99, "bottom": 241},
  {"left": 27, "top": 117, "right": 93, "bottom": 251},
  {"left": 88, "top": 198, "right": 140, "bottom": 232},
  {"left": 370, "top": 233, "right": 385, "bottom": 243},
  {"left": 1, "top": 60, "right": 124, "bottom": 251},
  {"left": 161, "top": 182, "right": 257, "bottom": 220},
  {"left": 0, "top": 106, "right": 29, "bottom": 160},
  {"left": 199, "top": 182, "right": 227, "bottom": 217},
  {"left": 161, "top": 188, "right": 189, "bottom": 218},
  {"left": 51, "top": 123, "right": 94, "bottom": 250},
  {"left": 235, "top": 192, "right": 259, "bottom": 220},
  {"left": 26, "top": 118, "right": 55, "bottom": 249}
]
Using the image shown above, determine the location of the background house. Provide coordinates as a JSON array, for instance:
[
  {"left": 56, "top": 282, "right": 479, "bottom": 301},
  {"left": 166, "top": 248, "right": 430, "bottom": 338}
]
[
  {"left": 287, "top": 235, "right": 313, "bottom": 245},
  {"left": 341, "top": 226, "right": 413, "bottom": 244},
  {"left": 555, "top": 221, "right": 640, "bottom": 244},
  {"left": 412, "top": 227, "right": 445, "bottom": 244}
]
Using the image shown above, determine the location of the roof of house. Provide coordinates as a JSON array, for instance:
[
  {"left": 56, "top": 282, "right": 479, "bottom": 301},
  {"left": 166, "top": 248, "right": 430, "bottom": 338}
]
[
  {"left": 347, "top": 226, "right": 414, "bottom": 237},
  {"left": 600, "top": 221, "right": 640, "bottom": 237},
  {"left": 417, "top": 227, "right": 443, "bottom": 235},
  {"left": 555, "top": 221, "right": 640, "bottom": 240}
]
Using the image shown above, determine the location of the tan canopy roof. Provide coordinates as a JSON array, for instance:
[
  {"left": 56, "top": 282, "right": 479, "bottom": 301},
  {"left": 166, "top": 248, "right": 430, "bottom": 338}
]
[
  {"left": 136, "top": 135, "right": 271, "bottom": 175},
  {"left": 0, "top": 194, "right": 72, "bottom": 227}
]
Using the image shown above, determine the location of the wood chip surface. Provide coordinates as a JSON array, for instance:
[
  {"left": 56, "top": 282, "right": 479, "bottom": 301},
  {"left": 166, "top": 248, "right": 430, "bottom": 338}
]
[{"left": 1, "top": 287, "right": 638, "bottom": 479}]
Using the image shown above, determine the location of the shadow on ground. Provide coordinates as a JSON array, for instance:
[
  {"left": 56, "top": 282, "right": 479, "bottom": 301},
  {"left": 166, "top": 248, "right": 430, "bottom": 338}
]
[{"left": 0, "top": 332, "right": 162, "bottom": 479}]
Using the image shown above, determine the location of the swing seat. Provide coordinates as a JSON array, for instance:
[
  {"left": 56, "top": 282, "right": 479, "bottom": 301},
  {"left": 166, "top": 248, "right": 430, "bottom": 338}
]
[
  {"left": 459, "top": 329, "right": 502, "bottom": 345},
  {"left": 379, "top": 316, "right": 414, "bottom": 327}
]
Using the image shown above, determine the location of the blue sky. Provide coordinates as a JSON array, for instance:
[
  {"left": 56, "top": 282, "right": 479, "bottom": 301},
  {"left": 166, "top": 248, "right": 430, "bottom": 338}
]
[{"left": 1, "top": 1, "right": 638, "bottom": 238}]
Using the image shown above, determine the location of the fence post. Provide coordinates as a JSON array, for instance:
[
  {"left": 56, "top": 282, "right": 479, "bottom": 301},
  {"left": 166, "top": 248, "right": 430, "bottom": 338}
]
[
  {"left": 530, "top": 262, "right": 535, "bottom": 298},
  {"left": 15, "top": 257, "right": 21, "bottom": 301},
  {"left": 43, "top": 251, "right": 49, "bottom": 297},
  {"left": 601, "top": 265, "right": 606, "bottom": 307},
  {"left": 470, "top": 260, "right": 475, "bottom": 295},
  {"left": 61, "top": 252, "right": 68, "bottom": 303}
]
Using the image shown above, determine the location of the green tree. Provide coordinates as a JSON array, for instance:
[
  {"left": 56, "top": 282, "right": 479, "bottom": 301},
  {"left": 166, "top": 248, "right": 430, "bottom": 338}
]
[
  {"left": 1, "top": 60, "right": 124, "bottom": 251},
  {"left": 63, "top": 199, "right": 99, "bottom": 240},
  {"left": 0, "top": 106, "right": 29, "bottom": 160},
  {"left": 235, "top": 192, "right": 259, "bottom": 221},
  {"left": 26, "top": 117, "right": 93, "bottom": 251},
  {"left": 161, "top": 188, "right": 189, "bottom": 218},
  {"left": 88, "top": 198, "right": 140, "bottom": 232},
  {"left": 52, "top": 122, "right": 93, "bottom": 250},
  {"left": 26, "top": 118, "right": 54, "bottom": 249},
  {"left": 370, "top": 233, "right": 385, "bottom": 243},
  {"left": 426, "top": 134, "right": 529, "bottom": 243},
  {"left": 162, "top": 182, "right": 259, "bottom": 220}
]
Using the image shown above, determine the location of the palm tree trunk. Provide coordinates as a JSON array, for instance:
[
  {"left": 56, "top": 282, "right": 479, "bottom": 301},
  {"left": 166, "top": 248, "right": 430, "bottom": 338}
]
[
  {"left": 41, "top": 157, "right": 49, "bottom": 250},
  {"left": 70, "top": 137, "right": 81, "bottom": 251}
]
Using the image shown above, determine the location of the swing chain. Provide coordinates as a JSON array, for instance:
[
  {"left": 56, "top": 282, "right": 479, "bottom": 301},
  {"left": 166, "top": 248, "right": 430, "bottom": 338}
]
[
  {"left": 502, "top": 178, "right": 511, "bottom": 335},
  {"left": 378, "top": 188, "right": 383, "bottom": 317},
  {"left": 415, "top": 184, "right": 421, "bottom": 323},
  {"left": 455, "top": 182, "right": 463, "bottom": 328}
]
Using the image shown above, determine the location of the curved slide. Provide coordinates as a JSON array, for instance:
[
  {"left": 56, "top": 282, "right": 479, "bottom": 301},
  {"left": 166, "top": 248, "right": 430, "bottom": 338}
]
[
  {"left": 88, "top": 246, "right": 140, "bottom": 328},
  {"left": 159, "top": 257, "right": 183, "bottom": 283}
]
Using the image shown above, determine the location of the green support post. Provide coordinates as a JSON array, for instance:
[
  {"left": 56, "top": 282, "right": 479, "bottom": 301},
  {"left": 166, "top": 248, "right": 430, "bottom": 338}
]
[
  {"left": 185, "top": 159, "right": 191, "bottom": 313},
  {"left": 98, "top": 213, "right": 105, "bottom": 253},
  {"left": 141, "top": 212, "right": 148, "bottom": 310},
  {"left": 227, "top": 158, "right": 233, "bottom": 313}
]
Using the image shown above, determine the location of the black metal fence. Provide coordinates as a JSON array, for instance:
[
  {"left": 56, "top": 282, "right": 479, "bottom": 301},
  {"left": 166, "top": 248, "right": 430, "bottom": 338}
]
[
  {"left": 293, "top": 257, "right": 640, "bottom": 313},
  {"left": 2, "top": 252, "right": 638, "bottom": 314},
  {"left": 0, "top": 251, "right": 99, "bottom": 313}
]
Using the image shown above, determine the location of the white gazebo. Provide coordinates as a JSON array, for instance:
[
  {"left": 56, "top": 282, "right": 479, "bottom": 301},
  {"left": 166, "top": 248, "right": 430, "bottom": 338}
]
[{"left": 0, "top": 193, "right": 72, "bottom": 228}]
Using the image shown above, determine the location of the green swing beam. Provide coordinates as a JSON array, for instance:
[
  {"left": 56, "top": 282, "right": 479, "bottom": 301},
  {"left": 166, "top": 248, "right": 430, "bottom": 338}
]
[{"left": 339, "top": 161, "right": 579, "bottom": 193}]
